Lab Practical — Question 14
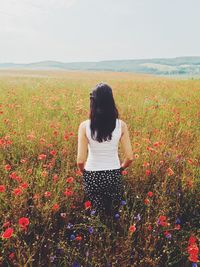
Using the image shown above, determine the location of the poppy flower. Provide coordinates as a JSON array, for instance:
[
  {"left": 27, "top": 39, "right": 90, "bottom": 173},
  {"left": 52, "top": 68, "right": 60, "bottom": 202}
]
[
  {"left": 52, "top": 204, "right": 59, "bottom": 211},
  {"left": 129, "top": 224, "right": 136, "bottom": 233},
  {"left": 166, "top": 168, "right": 174, "bottom": 176},
  {"left": 18, "top": 217, "right": 30, "bottom": 229},
  {"left": 64, "top": 188, "right": 73, "bottom": 196},
  {"left": 44, "top": 191, "right": 51, "bottom": 197},
  {"left": 0, "top": 185, "right": 6, "bottom": 193},
  {"left": 84, "top": 200, "right": 92, "bottom": 209},
  {"left": 147, "top": 191, "right": 153, "bottom": 197},
  {"left": 75, "top": 235, "right": 82, "bottom": 241},
  {"left": 2, "top": 228, "right": 14, "bottom": 239},
  {"left": 38, "top": 154, "right": 47, "bottom": 160},
  {"left": 144, "top": 198, "right": 150, "bottom": 205},
  {"left": 145, "top": 169, "right": 151, "bottom": 176},
  {"left": 13, "top": 187, "right": 22, "bottom": 196},
  {"left": 4, "top": 164, "right": 11, "bottom": 171},
  {"left": 66, "top": 177, "right": 74, "bottom": 183},
  {"left": 50, "top": 150, "right": 57, "bottom": 156}
]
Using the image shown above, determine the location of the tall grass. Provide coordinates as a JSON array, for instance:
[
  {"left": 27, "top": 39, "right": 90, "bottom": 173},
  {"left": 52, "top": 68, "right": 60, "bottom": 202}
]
[{"left": 0, "top": 70, "right": 199, "bottom": 266}]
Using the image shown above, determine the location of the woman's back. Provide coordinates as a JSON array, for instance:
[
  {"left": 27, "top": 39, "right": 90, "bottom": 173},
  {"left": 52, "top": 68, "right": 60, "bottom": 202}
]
[{"left": 84, "top": 118, "right": 122, "bottom": 171}]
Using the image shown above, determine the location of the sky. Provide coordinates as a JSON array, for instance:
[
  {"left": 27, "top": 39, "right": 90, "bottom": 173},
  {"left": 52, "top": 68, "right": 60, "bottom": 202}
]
[{"left": 0, "top": 0, "right": 200, "bottom": 63}]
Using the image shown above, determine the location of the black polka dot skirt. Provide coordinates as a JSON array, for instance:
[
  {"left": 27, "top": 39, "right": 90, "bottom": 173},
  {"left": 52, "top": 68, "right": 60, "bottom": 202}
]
[{"left": 82, "top": 167, "right": 125, "bottom": 217}]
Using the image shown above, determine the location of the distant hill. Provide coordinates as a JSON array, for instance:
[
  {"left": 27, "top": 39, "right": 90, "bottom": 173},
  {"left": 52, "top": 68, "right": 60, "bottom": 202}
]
[{"left": 1, "top": 57, "right": 200, "bottom": 75}]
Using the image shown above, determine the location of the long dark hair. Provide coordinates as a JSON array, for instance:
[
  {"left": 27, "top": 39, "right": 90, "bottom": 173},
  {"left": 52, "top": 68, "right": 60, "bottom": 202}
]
[{"left": 89, "top": 83, "right": 119, "bottom": 142}]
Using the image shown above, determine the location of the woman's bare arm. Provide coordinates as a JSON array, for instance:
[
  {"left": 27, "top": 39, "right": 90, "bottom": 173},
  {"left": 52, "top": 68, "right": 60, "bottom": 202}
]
[
  {"left": 77, "top": 122, "right": 88, "bottom": 172},
  {"left": 120, "top": 121, "right": 133, "bottom": 169}
]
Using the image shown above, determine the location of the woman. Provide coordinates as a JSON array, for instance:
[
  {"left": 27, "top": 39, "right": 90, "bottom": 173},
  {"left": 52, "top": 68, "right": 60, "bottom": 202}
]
[{"left": 77, "top": 83, "right": 133, "bottom": 219}]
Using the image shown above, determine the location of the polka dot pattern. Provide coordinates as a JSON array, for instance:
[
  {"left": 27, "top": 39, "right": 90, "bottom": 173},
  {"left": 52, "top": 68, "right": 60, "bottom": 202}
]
[{"left": 82, "top": 167, "right": 125, "bottom": 216}]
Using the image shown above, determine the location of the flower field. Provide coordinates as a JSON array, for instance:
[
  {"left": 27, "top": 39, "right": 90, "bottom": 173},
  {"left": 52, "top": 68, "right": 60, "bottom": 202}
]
[{"left": 0, "top": 70, "right": 199, "bottom": 266}]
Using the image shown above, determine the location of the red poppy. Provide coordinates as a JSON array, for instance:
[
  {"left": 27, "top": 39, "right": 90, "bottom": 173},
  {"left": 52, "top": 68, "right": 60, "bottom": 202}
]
[
  {"left": 50, "top": 150, "right": 57, "bottom": 156},
  {"left": 0, "top": 185, "right": 6, "bottom": 193},
  {"left": 122, "top": 170, "right": 128, "bottom": 175},
  {"left": 4, "top": 164, "right": 11, "bottom": 171},
  {"left": 145, "top": 169, "right": 151, "bottom": 176},
  {"left": 75, "top": 235, "right": 82, "bottom": 241},
  {"left": 44, "top": 191, "right": 51, "bottom": 197},
  {"left": 166, "top": 168, "right": 174, "bottom": 176},
  {"left": 13, "top": 187, "right": 22, "bottom": 196},
  {"left": 147, "top": 191, "right": 153, "bottom": 197},
  {"left": 66, "top": 177, "right": 74, "bottom": 183},
  {"left": 20, "top": 183, "right": 28, "bottom": 189},
  {"left": 129, "top": 224, "right": 136, "bottom": 233},
  {"left": 2, "top": 228, "right": 14, "bottom": 239},
  {"left": 52, "top": 204, "right": 59, "bottom": 211},
  {"left": 18, "top": 217, "right": 30, "bottom": 229},
  {"left": 38, "top": 154, "right": 47, "bottom": 160},
  {"left": 144, "top": 198, "right": 150, "bottom": 205},
  {"left": 64, "top": 188, "right": 73, "bottom": 197},
  {"left": 53, "top": 174, "right": 59, "bottom": 182},
  {"left": 84, "top": 200, "right": 92, "bottom": 209}
]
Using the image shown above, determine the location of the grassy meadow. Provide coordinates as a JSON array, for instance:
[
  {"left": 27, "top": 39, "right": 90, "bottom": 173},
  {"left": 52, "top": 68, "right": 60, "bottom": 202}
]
[{"left": 0, "top": 70, "right": 199, "bottom": 266}]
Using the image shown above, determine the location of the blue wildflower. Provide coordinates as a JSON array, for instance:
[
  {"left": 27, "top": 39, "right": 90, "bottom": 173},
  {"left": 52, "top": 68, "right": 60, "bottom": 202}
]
[
  {"left": 67, "top": 223, "right": 73, "bottom": 229},
  {"left": 114, "top": 213, "right": 120, "bottom": 219},
  {"left": 70, "top": 234, "right": 75, "bottom": 241},
  {"left": 72, "top": 261, "right": 80, "bottom": 267},
  {"left": 90, "top": 210, "right": 96, "bottom": 215},
  {"left": 175, "top": 218, "right": 181, "bottom": 224},
  {"left": 88, "top": 227, "right": 93, "bottom": 234},
  {"left": 121, "top": 200, "right": 126, "bottom": 205}
]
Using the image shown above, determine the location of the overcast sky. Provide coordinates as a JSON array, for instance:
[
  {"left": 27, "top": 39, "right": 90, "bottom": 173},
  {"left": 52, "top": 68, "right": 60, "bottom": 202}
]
[{"left": 0, "top": 0, "right": 199, "bottom": 63}]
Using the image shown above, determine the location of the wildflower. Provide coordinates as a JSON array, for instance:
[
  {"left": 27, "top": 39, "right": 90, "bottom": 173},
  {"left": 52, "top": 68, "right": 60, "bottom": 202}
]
[
  {"left": 2, "top": 228, "right": 14, "bottom": 239},
  {"left": 53, "top": 174, "right": 59, "bottom": 182},
  {"left": 20, "top": 183, "right": 28, "bottom": 189},
  {"left": 90, "top": 210, "right": 96, "bottom": 215},
  {"left": 121, "top": 200, "right": 126, "bottom": 205},
  {"left": 4, "top": 164, "right": 11, "bottom": 171},
  {"left": 13, "top": 187, "right": 22, "bottom": 196},
  {"left": 134, "top": 214, "right": 141, "bottom": 221},
  {"left": 0, "top": 185, "right": 6, "bottom": 193},
  {"left": 144, "top": 198, "right": 150, "bottom": 205},
  {"left": 88, "top": 227, "right": 93, "bottom": 234},
  {"left": 122, "top": 170, "right": 128, "bottom": 175},
  {"left": 145, "top": 169, "right": 151, "bottom": 176},
  {"left": 44, "top": 191, "right": 51, "bottom": 197},
  {"left": 164, "top": 231, "right": 172, "bottom": 238},
  {"left": 64, "top": 188, "right": 73, "bottom": 197},
  {"left": 114, "top": 213, "right": 120, "bottom": 219},
  {"left": 158, "top": 215, "right": 168, "bottom": 227},
  {"left": 9, "top": 252, "right": 15, "bottom": 260},
  {"left": 174, "top": 224, "right": 181, "bottom": 230},
  {"left": 50, "top": 150, "right": 57, "bottom": 156},
  {"left": 52, "top": 204, "right": 59, "bottom": 211},
  {"left": 84, "top": 200, "right": 92, "bottom": 209},
  {"left": 70, "top": 234, "right": 76, "bottom": 241},
  {"left": 166, "top": 168, "right": 174, "bottom": 176},
  {"left": 66, "top": 177, "right": 74, "bottom": 183},
  {"left": 129, "top": 224, "right": 136, "bottom": 233},
  {"left": 18, "top": 217, "right": 30, "bottom": 229},
  {"left": 75, "top": 235, "right": 82, "bottom": 241},
  {"left": 67, "top": 223, "right": 73, "bottom": 229},
  {"left": 38, "top": 154, "right": 47, "bottom": 160},
  {"left": 147, "top": 191, "right": 153, "bottom": 197},
  {"left": 175, "top": 218, "right": 181, "bottom": 224}
]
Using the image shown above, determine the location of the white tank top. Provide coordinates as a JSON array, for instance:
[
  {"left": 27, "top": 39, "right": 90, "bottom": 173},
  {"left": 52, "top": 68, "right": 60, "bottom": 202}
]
[{"left": 84, "top": 118, "right": 122, "bottom": 171}]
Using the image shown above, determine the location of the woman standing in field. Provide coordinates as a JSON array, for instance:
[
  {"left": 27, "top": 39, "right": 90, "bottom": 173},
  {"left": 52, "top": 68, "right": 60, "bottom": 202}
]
[{"left": 77, "top": 83, "right": 133, "bottom": 220}]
